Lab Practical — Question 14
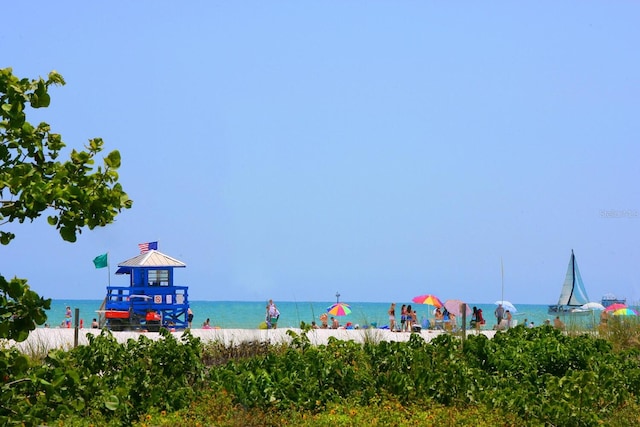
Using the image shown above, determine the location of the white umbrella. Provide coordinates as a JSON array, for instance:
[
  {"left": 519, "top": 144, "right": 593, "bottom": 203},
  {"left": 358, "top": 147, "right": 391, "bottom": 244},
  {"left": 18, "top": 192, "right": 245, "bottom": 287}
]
[
  {"left": 580, "top": 302, "right": 605, "bottom": 310},
  {"left": 495, "top": 300, "right": 517, "bottom": 313}
]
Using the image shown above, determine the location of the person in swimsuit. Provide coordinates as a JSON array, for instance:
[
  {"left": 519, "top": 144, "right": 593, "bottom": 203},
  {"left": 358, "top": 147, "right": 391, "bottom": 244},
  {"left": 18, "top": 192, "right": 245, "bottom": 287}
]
[
  {"left": 388, "top": 303, "right": 396, "bottom": 331},
  {"left": 400, "top": 304, "right": 407, "bottom": 332},
  {"left": 319, "top": 312, "right": 328, "bottom": 329},
  {"left": 405, "top": 305, "right": 413, "bottom": 331},
  {"left": 65, "top": 306, "right": 72, "bottom": 328}
]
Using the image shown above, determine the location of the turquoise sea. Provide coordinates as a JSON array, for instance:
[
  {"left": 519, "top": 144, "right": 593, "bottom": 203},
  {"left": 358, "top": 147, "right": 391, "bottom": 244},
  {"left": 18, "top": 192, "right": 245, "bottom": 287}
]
[{"left": 44, "top": 300, "right": 605, "bottom": 330}]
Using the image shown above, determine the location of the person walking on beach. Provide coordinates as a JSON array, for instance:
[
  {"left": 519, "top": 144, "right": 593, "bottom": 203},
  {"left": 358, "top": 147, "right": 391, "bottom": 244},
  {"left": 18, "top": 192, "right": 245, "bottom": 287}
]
[
  {"left": 388, "top": 303, "right": 396, "bottom": 331},
  {"left": 494, "top": 304, "right": 504, "bottom": 328},
  {"left": 400, "top": 304, "right": 407, "bottom": 332}
]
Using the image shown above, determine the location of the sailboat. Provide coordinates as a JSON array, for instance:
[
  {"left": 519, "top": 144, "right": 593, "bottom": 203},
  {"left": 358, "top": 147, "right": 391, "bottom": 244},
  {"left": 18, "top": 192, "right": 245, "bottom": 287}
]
[{"left": 548, "top": 250, "right": 591, "bottom": 315}]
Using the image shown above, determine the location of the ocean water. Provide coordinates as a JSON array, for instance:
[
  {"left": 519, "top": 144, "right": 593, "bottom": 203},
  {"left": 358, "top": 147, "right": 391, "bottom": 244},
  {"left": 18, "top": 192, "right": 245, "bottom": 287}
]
[{"left": 44, "top": 300, "right": 604, "bottom": 330}]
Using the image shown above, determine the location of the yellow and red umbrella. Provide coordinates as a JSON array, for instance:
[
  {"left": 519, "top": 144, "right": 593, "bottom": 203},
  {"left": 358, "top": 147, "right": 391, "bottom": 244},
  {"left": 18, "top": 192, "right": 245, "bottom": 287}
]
[
  {"left": 412, "top": 294, "right": 443, "bottom": 308},
  {"left": 327, "top": 302, "right": 352, "bottom": 316}
]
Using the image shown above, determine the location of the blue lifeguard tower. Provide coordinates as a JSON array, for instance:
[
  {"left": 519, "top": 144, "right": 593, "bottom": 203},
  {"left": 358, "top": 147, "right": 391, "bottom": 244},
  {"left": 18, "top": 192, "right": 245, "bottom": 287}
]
[{"left": 100, "top": 250, "right": 190, "bottom": 331}]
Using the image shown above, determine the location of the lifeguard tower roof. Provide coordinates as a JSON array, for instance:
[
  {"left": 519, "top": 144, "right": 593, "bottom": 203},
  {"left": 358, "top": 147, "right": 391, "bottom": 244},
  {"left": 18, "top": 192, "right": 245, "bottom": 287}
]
[{"left": 116, "top": 249, "right": 186, "bottom": 273}]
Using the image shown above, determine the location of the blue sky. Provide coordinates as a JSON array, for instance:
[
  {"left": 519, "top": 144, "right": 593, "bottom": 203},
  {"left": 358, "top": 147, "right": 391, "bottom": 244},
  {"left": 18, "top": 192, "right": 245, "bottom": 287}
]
[{"left": 2, "top": 2, "right": 639, "bottom": 304}]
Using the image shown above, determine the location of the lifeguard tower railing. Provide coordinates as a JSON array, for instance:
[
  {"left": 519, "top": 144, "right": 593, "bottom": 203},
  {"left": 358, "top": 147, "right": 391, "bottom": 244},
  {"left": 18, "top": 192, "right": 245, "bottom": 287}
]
[{"left": 104, "top": 285, "right": 189, "bottom": 329}]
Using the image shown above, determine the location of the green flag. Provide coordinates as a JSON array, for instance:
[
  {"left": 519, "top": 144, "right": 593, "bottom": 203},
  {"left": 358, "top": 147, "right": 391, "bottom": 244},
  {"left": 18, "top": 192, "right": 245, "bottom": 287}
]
[{"left": 93, "top": 253, "right": 108, "bottom": 269}]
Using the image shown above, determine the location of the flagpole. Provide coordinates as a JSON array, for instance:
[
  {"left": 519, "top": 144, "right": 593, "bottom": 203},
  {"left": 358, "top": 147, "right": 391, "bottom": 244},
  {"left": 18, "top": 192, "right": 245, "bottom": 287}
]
[{"left": 107, "top": 251, "right": 111, "bottom": 287}]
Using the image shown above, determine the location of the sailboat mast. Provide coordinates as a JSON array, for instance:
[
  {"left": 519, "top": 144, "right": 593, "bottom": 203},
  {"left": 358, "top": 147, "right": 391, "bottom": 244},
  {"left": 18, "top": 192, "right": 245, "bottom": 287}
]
[
  {"left": 568, "top": 249, "right": 575, "bottom": 304},
  {"left": 501, "top": 257, "right": 504, "bottom": 303}
]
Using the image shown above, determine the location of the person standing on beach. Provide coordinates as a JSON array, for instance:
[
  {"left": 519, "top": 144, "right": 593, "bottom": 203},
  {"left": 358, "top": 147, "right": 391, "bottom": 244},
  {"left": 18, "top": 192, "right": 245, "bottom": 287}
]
[
  {"left": 400, "top": 304, "right": 407, "bottom": 332},
  {"left": 265, "top": 304, "right": 272, "bottom": 328},
  {"left": 469, "top": 306, "right": 478, "bottom": 328},
  {"left": 477, "top": 308, "right": 485, "bottom": 327},
  {"left": 65, "top": 306, "right": 72, "bottom": 328},
  {"left": 494, "top": 304, "right": 504, "bottom": 328},
  {"left": 405, "top": 305, "right": 413, "bottom": 331},
  {"left": 268, "top": 299, "right": 280, "bottom": 329},
  {"left": 187, "top": 308, "right": 194, "bottom": 328},
  {"left": 388, "top": 303, "right": 396, "bottom": 331}
]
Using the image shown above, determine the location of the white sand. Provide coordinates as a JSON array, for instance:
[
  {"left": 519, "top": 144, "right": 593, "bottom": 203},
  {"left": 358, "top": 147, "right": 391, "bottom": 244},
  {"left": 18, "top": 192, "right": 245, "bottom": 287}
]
[{"left": 10, "top": 327, "right": 497, "bottom": 353}]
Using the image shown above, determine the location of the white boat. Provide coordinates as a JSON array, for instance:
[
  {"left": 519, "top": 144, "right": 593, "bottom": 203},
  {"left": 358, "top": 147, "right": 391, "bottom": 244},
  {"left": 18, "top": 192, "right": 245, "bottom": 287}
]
[{"left": 548, "top": 250, "right": 591, "bottom": 315}]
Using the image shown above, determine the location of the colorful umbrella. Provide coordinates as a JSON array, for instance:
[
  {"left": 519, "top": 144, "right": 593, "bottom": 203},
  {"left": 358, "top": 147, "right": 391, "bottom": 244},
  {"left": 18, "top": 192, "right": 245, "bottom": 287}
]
[
  {"left": 327, "top": 302, "right": 352, "bottom": 316},
  {"left": 443, "top": 299, "right": 472, "bottom": 317},
  {"left": 612, "top": 308, "right": 638, "bottom": 316},
  {"left": 604, "top": 303, "right": 627, "bottom": 312},
  {"left": 412, "top": 294, "right": 443, "bottom": 308}
]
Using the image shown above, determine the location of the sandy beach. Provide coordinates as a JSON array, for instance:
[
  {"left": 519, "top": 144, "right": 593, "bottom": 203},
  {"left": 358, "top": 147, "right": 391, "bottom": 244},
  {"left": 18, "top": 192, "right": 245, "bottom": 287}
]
[{"left": 10, "top": 327, "right": 498, "bottom": 354}]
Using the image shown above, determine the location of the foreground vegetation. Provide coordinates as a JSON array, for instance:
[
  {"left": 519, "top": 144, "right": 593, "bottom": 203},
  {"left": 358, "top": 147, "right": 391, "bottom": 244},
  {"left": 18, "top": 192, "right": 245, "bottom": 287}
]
[
  {"left": 5, "top": 67, "right": 639, "bottom": 426},
  {"left": 2, "top": 318, "right": 640, "bottom": 426}
]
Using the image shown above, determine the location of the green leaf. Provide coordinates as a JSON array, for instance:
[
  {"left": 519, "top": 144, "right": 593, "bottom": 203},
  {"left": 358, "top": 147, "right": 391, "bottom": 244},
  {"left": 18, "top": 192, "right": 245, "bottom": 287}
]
[
  {"left": 105, "top": 150, "right": 121, "bottom": 169},
  {"left": 105, "top": 395, "right": 119, "bottom": 411},
  {"left": 13, "top": 354, "right": 29, "bottom": 371},
  {"left": 60, "top": 226, "right": 77, "bottom": 242}
]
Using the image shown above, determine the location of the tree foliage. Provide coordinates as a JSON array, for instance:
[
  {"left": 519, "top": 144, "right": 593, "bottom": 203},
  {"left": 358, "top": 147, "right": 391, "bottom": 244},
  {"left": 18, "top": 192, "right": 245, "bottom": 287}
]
[
  {"left": 0, "top": 67, "right": 132, "bottom": 245},
  {"left": 0, "top": 67, "right": 132, "bottom": 339}
]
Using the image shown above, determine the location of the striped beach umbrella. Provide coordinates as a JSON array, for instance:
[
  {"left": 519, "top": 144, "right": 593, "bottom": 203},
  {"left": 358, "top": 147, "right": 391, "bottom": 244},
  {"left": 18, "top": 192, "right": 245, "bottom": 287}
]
[
  {"left": 605, "top": 303, "right": 628, "bottom": 312},
  {"left": 327, "top": 302, "right": 352, "bottom": 316},
  {"left": 412, "top": 294, "right": 443, "bottom": 308},
  {"left": 612, "top": 308, "right": 638, "bottom": 316}
]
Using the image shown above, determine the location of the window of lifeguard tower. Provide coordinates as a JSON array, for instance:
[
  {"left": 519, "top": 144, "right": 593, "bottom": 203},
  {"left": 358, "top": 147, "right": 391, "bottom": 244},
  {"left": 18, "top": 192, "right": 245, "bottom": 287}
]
[{"left": 148, "top": 269, "right": 169, "bottom": 286}]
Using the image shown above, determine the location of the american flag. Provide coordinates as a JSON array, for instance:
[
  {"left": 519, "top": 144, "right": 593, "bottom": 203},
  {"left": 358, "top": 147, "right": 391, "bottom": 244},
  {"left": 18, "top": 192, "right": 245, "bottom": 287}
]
[{"left": 138, "top": 241, "right": 158, "bottom": 253}]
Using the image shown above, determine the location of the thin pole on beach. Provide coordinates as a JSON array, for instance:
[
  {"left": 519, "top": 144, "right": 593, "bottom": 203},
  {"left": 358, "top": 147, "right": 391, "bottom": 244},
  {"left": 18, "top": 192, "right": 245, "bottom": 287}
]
[
  {"left": 501, "top": 257, "right": 504, "bottom": 303},
  {"left": 73, "top": 308, "right": 79, "bottom": 348}
]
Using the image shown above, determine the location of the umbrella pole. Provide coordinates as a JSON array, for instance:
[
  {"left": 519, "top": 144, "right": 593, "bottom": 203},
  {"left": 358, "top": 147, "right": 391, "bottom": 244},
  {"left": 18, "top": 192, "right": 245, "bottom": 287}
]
[{"left": 462, "top": 303, "right": 467, "bottom": 341}]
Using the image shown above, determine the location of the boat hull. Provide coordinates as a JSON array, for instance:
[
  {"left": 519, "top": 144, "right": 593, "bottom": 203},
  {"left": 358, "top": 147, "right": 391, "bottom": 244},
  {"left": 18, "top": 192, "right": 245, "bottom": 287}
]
[{"left": 548, "top": 305, "right": 592, "bottom": 316}]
